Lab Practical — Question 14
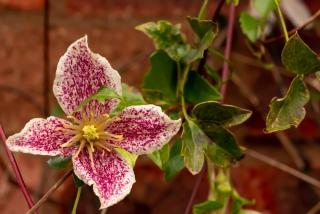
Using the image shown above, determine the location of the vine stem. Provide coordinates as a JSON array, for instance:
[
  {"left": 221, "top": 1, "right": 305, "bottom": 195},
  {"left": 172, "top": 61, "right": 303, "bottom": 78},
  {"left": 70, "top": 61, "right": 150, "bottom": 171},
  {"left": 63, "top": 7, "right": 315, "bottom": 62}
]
[
  {"left": 71, "top": 186, "right": 83, "bottom": 214},
  {"left": 274, "top": 0, "right": 289, "bottom": 42},
  {"left": 26, "top": 168, "right": 73, "bottom": 214},
  {"left": 184, "top": 3, "right": 236, "bottom": 214},
  {"left": 0, "top": 124, "right": 37, "bottom": 212}
]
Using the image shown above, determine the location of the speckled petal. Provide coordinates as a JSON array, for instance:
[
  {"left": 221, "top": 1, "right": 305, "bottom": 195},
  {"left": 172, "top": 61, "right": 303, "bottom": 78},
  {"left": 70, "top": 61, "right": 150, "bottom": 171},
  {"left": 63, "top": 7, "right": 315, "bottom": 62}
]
[
  {"left": 105, "top": 105, "right": 181, "bottom": 155},
  {"left": 73, "top": 150, "right": 135, "bottom": 209},
  {"left": 6, "top": 117, "right": 73, "bottom": 156},
  {"left": 53, "top": 36, "right": 122, "bottom": 116}
]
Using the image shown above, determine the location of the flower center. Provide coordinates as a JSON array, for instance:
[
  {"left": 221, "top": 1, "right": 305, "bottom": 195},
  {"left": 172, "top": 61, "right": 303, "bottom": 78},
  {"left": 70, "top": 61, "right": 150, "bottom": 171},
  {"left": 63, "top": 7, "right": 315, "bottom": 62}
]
[
  {"left": 57, "top": 111, "right": 123, "bottom": 170},
  {"left": 82, "top": 125, "right": 99, "bottom": 141}
]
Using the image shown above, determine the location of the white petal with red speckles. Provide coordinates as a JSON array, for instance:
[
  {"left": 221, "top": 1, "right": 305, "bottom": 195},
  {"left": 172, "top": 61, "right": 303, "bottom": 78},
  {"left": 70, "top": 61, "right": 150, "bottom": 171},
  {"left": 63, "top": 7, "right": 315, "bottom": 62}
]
[
  {"left": 6, "top": 117, "right": 73, "bottom": 156},
  {"left": 53, "top": 36, "right": 122, "bottom": 116},
  {"left": 105, "top": 105, "right": 181, "bottom": 155},
  {"left": 73, "top": 150, "right": 135, "bottom": 209}
]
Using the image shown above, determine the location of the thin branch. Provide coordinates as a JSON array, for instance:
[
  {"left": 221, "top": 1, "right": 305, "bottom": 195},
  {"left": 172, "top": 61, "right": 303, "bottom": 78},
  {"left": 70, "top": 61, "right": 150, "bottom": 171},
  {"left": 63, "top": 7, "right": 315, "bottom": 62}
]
[
  {"left": 197, "top": 0, "right": 225, "bottom": 75},
  {"left": 307, "top": 201, "right": 320, "bottom": 214},
  {"left": 246, "top": 150, "right": 320, "bottom": 188},
  {"left": 26, "top": 168, "right": 73, "bottom": 214},
  {"left": 184, "top": 166, "right": 206, "bottom": 214},
  {"left": 0, "top": 124, "right": 36, "bottom": 212},
  {"left": 274, "top": 0, "right": 289, "bottom": 41},
  {"left": 263, "top": 9, "right": 320, "bottom": 44},
  {"left": 220, "top": 3, "right": 236, "bottom": 101}
]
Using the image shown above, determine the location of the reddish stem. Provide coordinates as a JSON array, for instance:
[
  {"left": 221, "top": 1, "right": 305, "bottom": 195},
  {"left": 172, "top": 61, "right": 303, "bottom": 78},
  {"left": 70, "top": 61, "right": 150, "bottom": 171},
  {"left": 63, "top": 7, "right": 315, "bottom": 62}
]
[
  {"left": 220, "top": 3, "right": 236, "bottom": 101},
  {"left": 0, "top": 124, "right": 37, "bottom": 213}
]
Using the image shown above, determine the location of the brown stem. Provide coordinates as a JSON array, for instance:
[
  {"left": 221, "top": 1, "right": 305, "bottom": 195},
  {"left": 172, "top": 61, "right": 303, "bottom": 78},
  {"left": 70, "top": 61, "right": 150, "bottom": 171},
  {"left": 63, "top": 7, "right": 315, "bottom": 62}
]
[
  {"left": 263, "top": 9, "right": 320, "bottom": 44},
  {"left": 0, "top": 124, "right": 37, "bottom": 212},
  {"left": 307, "top": 201, "right": 320, "bottom": 214},
  {"left": 247, "top": 150, "right": 320, "bottom": 188},
  {"left": 26, "top": 168, "right": 73, "bottom": 214}
]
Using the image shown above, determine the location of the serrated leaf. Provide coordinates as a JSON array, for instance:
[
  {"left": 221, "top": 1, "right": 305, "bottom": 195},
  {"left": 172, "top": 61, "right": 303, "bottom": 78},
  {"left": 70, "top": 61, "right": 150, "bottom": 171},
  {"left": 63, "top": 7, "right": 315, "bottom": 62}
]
[
  {"left": 183, "top": 30, "right": 215, "bottom": 63},
  {"left": 199, "top": 123, "right": 244, "bottom": 160},
  {"left": 239, "top": 12, "right": 261, "bottom": 42},
  {"left": 148, "top": 143, "right": 170, "bottom": 169},
  {"left": 192, "top": 101, "right": 252, "bottom": 128},
  {"left": 193, "top": 200, "right": 223, "bottom": 214},
  {"left": 76, "top": 86, "right": 121, "bottom": 111},
  {"left": 142, "top": 50, "right": 178, "bottom": 105},
  {"left": 115, "top": 147, "right": 138, "bottom": 167},
  {"left": 164, "top": 139, "right": 184, "bottom": 180},
  {"left": 185, "top": 71, "right": 221, "bottom": 104},
  {"left": 136, "top": 21, "right": 190, "bottom": 61},
  {"left": 281, "top": 33, "right": 320, "bottom": 74},
  {"left": 253, "top": 0, "right": 275, "bottom": 18},
  {"left": 112, "top": 83, "right": 146, "bottom": 115},
  {"left": 73, "top": 173, "right": 85, "bottom": 187},
  {"left": 47, "top": 156, "right": 71, "bottom": 169},
  {"left": 266, "top": 76, "right": 310, "bottom": 133},
  {"left": 187, "top": 16, "right": 217, "bottom": 39},
  {"left": 181, "top": 120, "right": 211, "bottom": 175}
]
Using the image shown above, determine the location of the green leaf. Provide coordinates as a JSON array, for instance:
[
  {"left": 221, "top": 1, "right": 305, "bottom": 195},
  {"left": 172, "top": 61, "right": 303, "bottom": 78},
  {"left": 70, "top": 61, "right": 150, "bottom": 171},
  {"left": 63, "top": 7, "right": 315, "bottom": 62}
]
[
  {"left": 253, "top": 0, "right": 275, "bottom": 18},
  {"left": 187, "top": 16, "right": 217, "bottom": 39},
  {"left": 51, "top": 104, "right": 64, "bottom": 117},
  {"left": 148, "top": 143, "right": 170, "bottom": 169},
  {"left": 76, "top": 86, "right": 121, "bottom": 111},
  {"left": 239, "top": 12, "right": 261, "bottom": 42},
  {"left": 185, "top": 71, "right": 221, "bottom": 104},
  {"left": 198, "top": 0, "right": 209, "bottom": 20},
  {"left": 181, "top": 120, "right": 210, "bottom": 175},
  {"left": 193, "top": 200, "right": 223, "bottom": 214},
  {"left": 205, "top": 65, "right": 221, "bottom": 86},
  {"left": 136, "top": 21, "right": 190, "bottom": 61},
  {"left": 112, "top": 83, "right": 146, "bottom": 115},
  {"left": 183, "top": 30, "right": 215, "bottom": 63},
  {"left": 73, "top": 173, "right": 85, "bottom": 187},
  {"left": 281, "top": 33, "right": 320, "bottom": 74},
  {"left": 163, "top": 139, "right": 184, "bottom": 180},
  {"left": 142, "top": 50, "right": 178, "bottom": 105},
  {"left": 199, "top": 123, "right": 244, "bottom": 160},
  {"left": 266, "top": 76, "right": 310, "bottom": 133},
  {"left": 206, "top": 144, "right": 234, "bottom": 168},
  {"left": 47, "top": 156, "right": 71, "bottom": 169},
  {"left": 115, "top": 147, "right": 138, "bottom": 167},
  {"left": 192, "top": 101, "right": 252, "bottom": 128},
  {"left": 231, "top": 190, "right": 254, "bottom": 214}
]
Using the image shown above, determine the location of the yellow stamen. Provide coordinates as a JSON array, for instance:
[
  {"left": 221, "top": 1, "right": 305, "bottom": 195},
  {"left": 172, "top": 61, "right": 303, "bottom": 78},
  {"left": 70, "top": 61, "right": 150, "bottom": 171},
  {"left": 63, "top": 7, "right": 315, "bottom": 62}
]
[
  {"left": 61, "top": 134, "right": 82, "bottom": 147},
  {"left": 74, "top": 140, "right": 86, "bottom": 157}
]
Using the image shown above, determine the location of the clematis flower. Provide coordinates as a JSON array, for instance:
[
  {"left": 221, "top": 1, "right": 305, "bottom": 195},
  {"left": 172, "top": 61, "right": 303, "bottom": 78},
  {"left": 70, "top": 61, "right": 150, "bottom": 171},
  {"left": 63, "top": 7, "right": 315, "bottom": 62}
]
[{"left": 6, "top": 36, "right": 181, "bottom": 209}]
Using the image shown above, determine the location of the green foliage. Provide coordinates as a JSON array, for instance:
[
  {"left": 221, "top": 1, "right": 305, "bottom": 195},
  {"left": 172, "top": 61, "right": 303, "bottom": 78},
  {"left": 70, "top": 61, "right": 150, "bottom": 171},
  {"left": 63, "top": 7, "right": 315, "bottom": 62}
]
[
  {"left": 206, "top": 144, "right": 234, "bottom": 168},
  {"left": 253, "top": 0, "right": 275, "bottom": 18},
  {"left": 231, "top": 190, "right": 254, "bottom": 214},
  {"left": 51, "top": 104, "right": 64, "bottom": 117},
  {"left": 187, "top": 17, "right": 217, "bottom": 39},
  {"left": 193, "top": 200, "right": 223, "bottom": 214},
  {"left": 185, "top": 72, "right": 222, "bottom": 104},
  {"left": 115, "top": 148, "right": 138, "bottom": 167},
  {"left": 136, "top": 21, "right": 190, "bottom": 61},
  {"left": 181, "top": 119, "right": 210, "bottom": 175},
  {"left": 198, "top": 0, "right": 209, "bottom": 20},
  {"left": 281, "top": 33, "right": 320, "bottom": 75},
  {"left": 192, "top": 101, "right": 252, "bottom": 128},
  {"left": 142, "top": 50, "right": 178, "bottom": 105},
  {"left": 148, "top": 143, "right": 170, "bottom": 169},
  {"left": 205, "top": 65, "right": 221, "bottom": 86},
  {"left": 47, "top": 156, "right": 71, "bottom": 169},
  {"left": 239, "top": 12, "right": 261, "bottom": 42},
  {"left": 163, "top": 139, "right": 185, "bottom": 180},
  {"left": 266, "top": 76, "right": 310, "bottom": 133},
  {"left": 76, "top": 86, "right": 120, "bottom": 111},
  {"left": 112, "top": 83, "right": 146, "bottom": 115}
]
